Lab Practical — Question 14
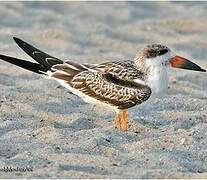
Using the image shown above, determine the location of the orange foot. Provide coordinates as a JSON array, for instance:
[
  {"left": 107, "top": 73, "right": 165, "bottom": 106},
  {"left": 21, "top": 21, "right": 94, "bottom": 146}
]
[
  {"left": 115, "top": 110, "right": 128, "bottom": 131},
  {"left": 115, "top": 111, "right": 121, "bottom": 130}
]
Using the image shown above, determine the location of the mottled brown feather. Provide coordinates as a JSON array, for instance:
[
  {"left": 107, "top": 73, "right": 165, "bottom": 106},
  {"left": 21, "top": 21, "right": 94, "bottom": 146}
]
[{"left": 50, "top": 61, "right": 151, "bottom": 109}]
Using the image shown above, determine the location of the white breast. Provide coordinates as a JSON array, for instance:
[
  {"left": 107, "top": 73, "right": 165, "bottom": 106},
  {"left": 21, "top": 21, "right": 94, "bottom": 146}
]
[
  {"left": 147, "top": 66, "right": 168, "bottom": 97},
  {"left": 145, "top": 56, "right": 170, "bottom": 97}
]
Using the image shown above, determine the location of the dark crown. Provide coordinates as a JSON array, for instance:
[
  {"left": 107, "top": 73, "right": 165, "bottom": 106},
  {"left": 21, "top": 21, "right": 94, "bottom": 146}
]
[{"left": 144, "top": 44, "right": 170, "bottom": 58}]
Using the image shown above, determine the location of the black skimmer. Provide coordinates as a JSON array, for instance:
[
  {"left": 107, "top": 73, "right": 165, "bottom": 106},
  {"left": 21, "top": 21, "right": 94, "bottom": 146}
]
[{"left": 0, "top": 37, "right": 205, "bottom": 131}]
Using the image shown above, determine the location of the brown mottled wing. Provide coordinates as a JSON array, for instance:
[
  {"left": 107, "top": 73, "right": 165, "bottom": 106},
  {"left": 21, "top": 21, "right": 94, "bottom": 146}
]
[
  {"left": 70, "top": 71, "right": 151, "bottom": 109},
  {"left": 51, "top": 61, "right": 151, "bottom": 109},
  {"left": 93, "top": 60, "right": 146, "bottom": 82}
]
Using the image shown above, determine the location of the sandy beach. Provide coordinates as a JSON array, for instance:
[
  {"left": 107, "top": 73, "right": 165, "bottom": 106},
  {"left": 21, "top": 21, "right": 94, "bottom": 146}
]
[{"left": 0, "top": 2, "right": 206, "bottom": 178}]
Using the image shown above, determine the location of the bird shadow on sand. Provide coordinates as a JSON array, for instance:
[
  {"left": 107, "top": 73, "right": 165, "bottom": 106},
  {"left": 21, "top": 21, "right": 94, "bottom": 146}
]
[
  {"left": 129, "top": 103, "right": 176, "bottom": 130},
  {"left": 53, "top": 117, "right": 99, "bottom": 131}
]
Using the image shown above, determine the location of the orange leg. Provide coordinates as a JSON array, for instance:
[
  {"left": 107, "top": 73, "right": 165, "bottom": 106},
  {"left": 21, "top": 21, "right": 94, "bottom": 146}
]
[
  {"left": 115, "top": 111, "right": 121, "bottom": 130},
  {"left": 122, "top": 110, "right": 128, "bottom": 131}
]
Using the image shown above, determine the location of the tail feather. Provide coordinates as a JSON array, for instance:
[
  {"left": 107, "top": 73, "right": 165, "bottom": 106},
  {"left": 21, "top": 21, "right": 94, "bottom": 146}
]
[
  {"left": 13, "top": 37, "right": 63, "bottom": 68},
  {"left": 0, "top": 37, "right": 65, "bottom": 75},
  {"left": 0, "top": 37, "right": 92, "bottom": 78},
  {"left": 0, "top": 54, "right": 48, "bottom": 74}
]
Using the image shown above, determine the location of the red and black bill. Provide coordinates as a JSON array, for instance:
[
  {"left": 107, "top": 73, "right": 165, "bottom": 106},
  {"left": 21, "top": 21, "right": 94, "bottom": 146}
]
[{"left": 170, "top": 56, "right": 206, "bottom": 72}]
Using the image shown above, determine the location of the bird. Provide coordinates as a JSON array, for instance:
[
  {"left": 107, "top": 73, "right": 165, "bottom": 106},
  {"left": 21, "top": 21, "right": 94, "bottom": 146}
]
[{"left": 0, "top": 37, "right": 206, "bottom": 131}]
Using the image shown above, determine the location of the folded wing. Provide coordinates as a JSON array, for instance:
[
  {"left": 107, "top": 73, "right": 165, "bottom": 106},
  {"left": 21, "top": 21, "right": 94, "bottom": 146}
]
[{"left": 50, "top": 64, "right": 151, "bottom": 109}]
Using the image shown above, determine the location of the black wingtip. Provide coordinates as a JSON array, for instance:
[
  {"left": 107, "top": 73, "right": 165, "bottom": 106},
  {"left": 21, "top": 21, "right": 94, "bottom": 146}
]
[
  {"left": 13, "top": 36, "right": 19, "bottom": 42},
  {"left": 13, "top": 36, "right": 18, "bottom": 41},
  {"left": 13, "top": 36, "right": 25, "bottom": 46},
  {"left": 0, "top": 54, "right": 48, "bottom": 74}
]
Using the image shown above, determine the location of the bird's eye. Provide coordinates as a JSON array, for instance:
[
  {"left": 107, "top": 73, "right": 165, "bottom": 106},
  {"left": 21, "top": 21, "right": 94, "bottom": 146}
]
[
  {"left": 147, "top": 50, "right": 157, "bottom": 58},
  {"left": 159, "top": 49, "right": 168, "bottom": 56}
]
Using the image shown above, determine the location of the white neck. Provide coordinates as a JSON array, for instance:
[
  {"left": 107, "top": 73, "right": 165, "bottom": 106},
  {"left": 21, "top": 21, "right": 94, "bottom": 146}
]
[
  {"left": 146, "top": 65, "right": 169, "bottom": 96},
  {"left": 145, "top": 55, "right": 171, "bottom": 96}
]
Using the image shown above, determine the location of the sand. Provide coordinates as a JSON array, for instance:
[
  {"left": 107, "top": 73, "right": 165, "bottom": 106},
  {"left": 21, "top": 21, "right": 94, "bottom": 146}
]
[{"left": 0, "top": 1, "right": 206, "bottom": 178}]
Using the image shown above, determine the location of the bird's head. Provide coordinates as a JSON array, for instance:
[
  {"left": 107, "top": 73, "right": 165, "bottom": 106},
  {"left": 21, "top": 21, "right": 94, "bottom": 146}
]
[{"left": 135, "top": 44, "right": 206, "bottom": 73}]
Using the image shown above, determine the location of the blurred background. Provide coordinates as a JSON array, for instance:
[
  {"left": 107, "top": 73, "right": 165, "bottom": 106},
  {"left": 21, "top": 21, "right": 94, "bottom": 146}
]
[{"left": 1, "top": 1, "right": 207, "bottom": 65}]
